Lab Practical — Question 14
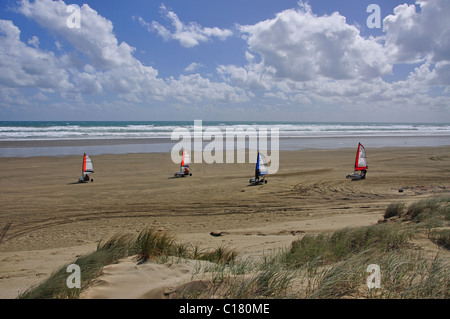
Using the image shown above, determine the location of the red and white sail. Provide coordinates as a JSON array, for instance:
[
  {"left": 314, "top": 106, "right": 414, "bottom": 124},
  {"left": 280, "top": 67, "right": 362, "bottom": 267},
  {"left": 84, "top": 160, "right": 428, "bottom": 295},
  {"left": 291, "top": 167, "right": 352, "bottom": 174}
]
[
  {"left": 82, "top": 153, "right": 94, "bottom": 175},
  {"left": 354, "top": 143, "right": 367, "bottom": 171}
]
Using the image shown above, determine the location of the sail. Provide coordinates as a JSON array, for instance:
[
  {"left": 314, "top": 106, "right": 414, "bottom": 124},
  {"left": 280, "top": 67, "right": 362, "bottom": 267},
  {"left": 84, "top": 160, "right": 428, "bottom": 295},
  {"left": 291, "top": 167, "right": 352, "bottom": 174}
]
[
  {"left": 354, "top": 143, "right": 367, "bottom": 171},
  {"left": 82, "top": 153, "right": 94, "bottom": 174},
  {"left": 181, "top": 149, "right": 190, "bottom": 168},
  {"left": 256, "top": 153, "right": 268, "bottom": 176}
]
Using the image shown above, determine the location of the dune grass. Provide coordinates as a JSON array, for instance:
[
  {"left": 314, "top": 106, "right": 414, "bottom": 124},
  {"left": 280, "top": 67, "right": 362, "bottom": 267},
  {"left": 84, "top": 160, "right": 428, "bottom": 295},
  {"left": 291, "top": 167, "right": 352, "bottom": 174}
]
[
  {"left": 430, "top": 229, "right": 450, "bottom": 250},
  {"left": 279, "top": 196, "right": 450, "bottom": 298},
  {"left": 18, "top": 196, "right": 450, "bottom": 299},
  {"left": 18, "top": 229, "right": 237, "bottom": 299},
  {"left": 179, "top": 196, "right": 449, "bottom": 299},
  {"left": 183, "top": 254, "right": 296, "bottom": 299},
  {"left": 384, "top": 202, "right": 405, "bottom": 219},
  {"left": 281, "top": 223, "right": 413, "bottom": 270},
  {"left": 292, "top": 248, "right": 449, "bottom": 299},
  {"left": 383, "top": 196, "right": 450, "bottom": 249},
  {"left": 18, "top": 233, "right": 135, "bottom": 299}
]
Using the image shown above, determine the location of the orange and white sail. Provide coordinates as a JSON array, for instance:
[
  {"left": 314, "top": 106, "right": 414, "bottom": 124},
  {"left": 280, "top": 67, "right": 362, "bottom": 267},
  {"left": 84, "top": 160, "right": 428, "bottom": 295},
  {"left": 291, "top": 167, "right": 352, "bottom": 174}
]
[
  {"left": 181, "top": 149, "right": 190, "bottom": 168},
  {"left": 82, "top": 153, "right": 94, "bottom": 176},
  {"left": 354, "top": 143, "right": 367, "bottom": 171}
]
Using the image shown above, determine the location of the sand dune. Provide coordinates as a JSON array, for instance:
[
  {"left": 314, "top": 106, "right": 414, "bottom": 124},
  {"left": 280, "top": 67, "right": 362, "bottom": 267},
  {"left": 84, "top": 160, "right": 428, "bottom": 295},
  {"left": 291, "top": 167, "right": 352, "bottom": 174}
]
[
  {"left": 1, "top": 146, "right": 449, "bottom": 298},
  {"left": 79, "top": 257, "right": 214, "bottom": 299}
]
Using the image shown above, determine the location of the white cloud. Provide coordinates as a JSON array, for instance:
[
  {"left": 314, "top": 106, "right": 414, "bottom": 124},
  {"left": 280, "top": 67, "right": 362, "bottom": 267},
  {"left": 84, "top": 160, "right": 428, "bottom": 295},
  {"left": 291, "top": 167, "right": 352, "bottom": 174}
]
[
  {"left": 0, "top": 19, "right": 72, "bottom": 90},
  {"left": 216, "top": 3, "right": 394, "bottom": 108},
  {"left": 27, "top": 35, "right": 39, "bottom": 48},
  {"left": 432, "top": 62, "right": 450, "bottom": 87},
  {"left": 383, "top": 0, "right": 450, "bottom": 64},
  {"left": 290, "top": 93, "right": 312, "bottom": 106},
  {"left": 139, "top": 4, "right": 233, "bottom": 48},
  {"left": 0, "top": 0, "right": 246, "bottom": 108},
  {"left": 217, "top": 63, "right": 274, "bottom": 90},
  {"left": 166, "top": 73, "right": 250, "bottom": 104},
  {"left": 264, "top": 91, "right": 288, "bottom": 100},
  {"left": 213, "top": 1, "right": 450, "bottom": 121},
  {"left": 237, "top": 4, "right": 391, "bottom": 82},
  {"left": 18, "top": 0, "right": 137, "bottom": 69},
  {"left": 184, "top": 62, "right": 204, "bottom": 73},
  {"left": 1, "top": 0, "right": 449, "bottom": 121}
]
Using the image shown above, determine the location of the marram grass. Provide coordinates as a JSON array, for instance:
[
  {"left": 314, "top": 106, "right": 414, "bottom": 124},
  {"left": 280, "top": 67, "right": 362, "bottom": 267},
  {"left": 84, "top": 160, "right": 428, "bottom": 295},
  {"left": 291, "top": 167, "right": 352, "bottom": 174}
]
[
  {"left": 18, "top": 196, "right": 450, "bottom": 299},
  {"left": 18, "top": 228, "right": 237, "bottom": 299}
]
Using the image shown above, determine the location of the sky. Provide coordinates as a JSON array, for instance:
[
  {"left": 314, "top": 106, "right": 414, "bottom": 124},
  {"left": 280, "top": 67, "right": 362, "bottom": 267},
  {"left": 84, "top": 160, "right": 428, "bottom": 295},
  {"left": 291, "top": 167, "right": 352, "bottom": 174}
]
[{"left": 0, "top": 0, "right": 449, "bottom": 122}]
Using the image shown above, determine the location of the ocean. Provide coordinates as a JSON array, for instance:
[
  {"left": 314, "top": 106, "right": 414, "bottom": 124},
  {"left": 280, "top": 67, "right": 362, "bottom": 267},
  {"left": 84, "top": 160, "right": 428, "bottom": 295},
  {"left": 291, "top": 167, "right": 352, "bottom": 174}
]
[{"left": 0, "top": 121, "right": 449, "bottom": 157}]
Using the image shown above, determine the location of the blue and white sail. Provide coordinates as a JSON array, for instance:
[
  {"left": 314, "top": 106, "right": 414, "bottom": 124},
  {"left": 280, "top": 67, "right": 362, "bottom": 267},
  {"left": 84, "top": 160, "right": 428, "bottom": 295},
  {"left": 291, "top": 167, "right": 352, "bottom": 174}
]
[{"left": 256, "top": 153, "right": 267, "bottom": 177}]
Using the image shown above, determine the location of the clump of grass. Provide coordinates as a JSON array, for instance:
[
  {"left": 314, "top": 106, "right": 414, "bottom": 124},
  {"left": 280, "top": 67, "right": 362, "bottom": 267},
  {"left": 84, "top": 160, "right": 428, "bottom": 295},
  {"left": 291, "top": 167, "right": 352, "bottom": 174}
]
[
  {"left": 429, "top": 229, "right": 450, "bottom": 250},
  {"left": 185, "top": 256, "right": 295, "bottom": 299},
  {"left": 384, "top": 202, "right": 405, "bottom": 219},
  {"left": 282, "top": 223, "right": 412, "bottom": 269},
  {"left": 300, "top": 250, "right": 449, "bottom": 299},
  {"left": 302, "top": 255, "right": 368, "bottom": 298},
  {"left": 289, "top": 196, "right": 450, "bottom": 299},
  {"left": 195, "top": 245, "right": 238, "bottom": 265},
  {"left": 135, "top": 229, "right": 188, "bottom": 263},
  {"left": 443, "top": 206, "right": 450, "bottom": 222},
  {"left": 378, "top": 252, "right": 449, "bottom": 299},
  {"left": 226, "top": 263, "right": 295, "bottom": 298},
  {"left": 19, "top": 233, "right": 134, "bottom": 299},
  {"left": 403, "top": 196, "right": 450, "bottom": 222},
  {"left": 405, "top": 199, "right": 440, "bottom": 221},
  {"left": 18, "top": 229, "right": 238, "bottom": 299},
  {"left": 398, "top": 197, "right": 450, "bottom": 237}
]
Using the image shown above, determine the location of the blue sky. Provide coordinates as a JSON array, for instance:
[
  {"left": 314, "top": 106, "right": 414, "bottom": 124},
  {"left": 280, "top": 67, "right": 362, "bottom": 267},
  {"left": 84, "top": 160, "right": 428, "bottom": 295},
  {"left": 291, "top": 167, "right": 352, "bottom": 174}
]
[{"left": 1, "top": 0, "right": 449, "bottom": 122}]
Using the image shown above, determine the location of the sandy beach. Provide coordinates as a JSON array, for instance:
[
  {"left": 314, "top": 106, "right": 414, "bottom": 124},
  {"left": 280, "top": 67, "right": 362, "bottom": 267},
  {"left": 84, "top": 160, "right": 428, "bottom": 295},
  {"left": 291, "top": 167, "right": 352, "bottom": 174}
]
[{"left": 1, "top": 146, "right": 449, "bottom": 299}]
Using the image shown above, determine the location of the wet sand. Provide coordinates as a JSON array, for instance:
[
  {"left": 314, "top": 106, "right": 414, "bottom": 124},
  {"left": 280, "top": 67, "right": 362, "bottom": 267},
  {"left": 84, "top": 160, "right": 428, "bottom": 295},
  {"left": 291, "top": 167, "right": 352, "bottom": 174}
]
[{"left": 0, "top": 146, "right": 449, "bottom": 298}]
